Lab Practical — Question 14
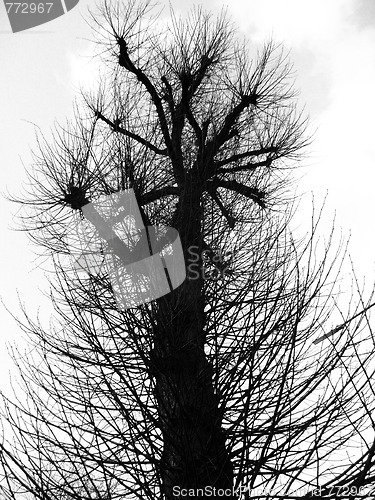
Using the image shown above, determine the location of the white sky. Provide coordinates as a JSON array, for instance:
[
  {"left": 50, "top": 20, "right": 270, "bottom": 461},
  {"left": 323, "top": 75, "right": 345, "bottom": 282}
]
[{"left": 0, "top": 0, "right": 375, "bottom": 393}]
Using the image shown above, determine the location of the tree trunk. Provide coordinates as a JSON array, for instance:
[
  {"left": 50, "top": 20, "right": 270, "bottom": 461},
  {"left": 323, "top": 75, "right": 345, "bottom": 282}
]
[{"left": 151, "top": 177, "right": 234, "bottom": 498}]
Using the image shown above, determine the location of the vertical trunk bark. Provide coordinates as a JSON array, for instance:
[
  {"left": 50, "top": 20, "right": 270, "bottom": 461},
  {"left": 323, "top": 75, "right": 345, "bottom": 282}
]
[{"left": 151, "top": 179, "right": 234, "bottom": 499}]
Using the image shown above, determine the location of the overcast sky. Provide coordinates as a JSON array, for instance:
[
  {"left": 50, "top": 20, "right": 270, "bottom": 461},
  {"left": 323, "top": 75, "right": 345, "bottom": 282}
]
[{"left": 1, "top": 0, "right": 375, "bottom": 392}]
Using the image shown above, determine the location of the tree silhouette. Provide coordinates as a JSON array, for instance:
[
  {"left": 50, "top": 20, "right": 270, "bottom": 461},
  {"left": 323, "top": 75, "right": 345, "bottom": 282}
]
[{"left": 2, "top": 1, "right": 375, "bottom": 499}]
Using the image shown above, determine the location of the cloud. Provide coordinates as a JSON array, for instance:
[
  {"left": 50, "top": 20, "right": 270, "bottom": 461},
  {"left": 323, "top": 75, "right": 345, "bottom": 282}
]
[
  {"left": 205, "top": 0, "right": 375, "bottom": 274},
  {"left": 352, "top": 0, "right": 375, "bottom": 30}
]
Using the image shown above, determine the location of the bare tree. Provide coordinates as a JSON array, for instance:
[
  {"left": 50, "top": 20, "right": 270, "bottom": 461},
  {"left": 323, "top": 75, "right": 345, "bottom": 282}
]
[{"left": 2, "top": 1, "right": 375, "bottom": 499}]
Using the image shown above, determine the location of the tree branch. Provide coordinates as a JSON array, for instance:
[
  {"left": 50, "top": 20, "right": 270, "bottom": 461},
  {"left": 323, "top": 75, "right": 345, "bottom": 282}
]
[
  {"left": 140, "top": 186, "right": 180, "bottom": 206},
  {"left": 199, "top": 94, "right": 258, "bottom": 179},
  {"left": 215, "top": 146, "right": 278, "bottom": 167},
  {"left": 161, "top": 76, "right": 176, "bottom": 117},
  {"left": 118, "top": 38, "right": 172, "bottom": 148},
  {"left": 218, "top": 158, "right": 272, "bottom": 174},
  {"left": 205, "top": 185, "right": 236, "bottom": 228},
  {"left": 207, "top": 179, "right": 265, "bottom": 208},
  {"left": 118, "top": 37, "right": 185, "bottom": 185},
  {"left": 95, "top": 111, "right": 168, "bottom": 156},
  {"left": 212, "top": 94, "right": 257, "bottom": 152},
  {"left": 185, "top": 106, "right": 202, "bottom": 145}
]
